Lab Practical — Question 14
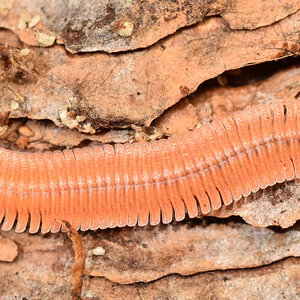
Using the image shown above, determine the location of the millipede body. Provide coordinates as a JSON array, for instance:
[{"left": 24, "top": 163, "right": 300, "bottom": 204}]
[{"left": 0, "top": 101, "right": 300, "bottom": 233}]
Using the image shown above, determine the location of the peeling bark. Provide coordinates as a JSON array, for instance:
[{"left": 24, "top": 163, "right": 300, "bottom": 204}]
[{"left": 1, "top": 12, "right": 300, "bottom": 128}]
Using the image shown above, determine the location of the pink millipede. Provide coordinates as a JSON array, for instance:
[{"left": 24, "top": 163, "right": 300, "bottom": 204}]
[{"left": 0, "top": 101, "right": 300, "bottom": 233}]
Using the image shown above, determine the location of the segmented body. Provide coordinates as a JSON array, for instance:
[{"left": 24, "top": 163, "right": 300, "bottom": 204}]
[{"left": 0, "top": 101, "right": 299, "bottom": 233}]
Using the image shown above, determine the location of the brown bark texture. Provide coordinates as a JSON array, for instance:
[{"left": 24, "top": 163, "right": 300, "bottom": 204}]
[{"left": 0, "top": 0, "right": 300, "bottom": 299}]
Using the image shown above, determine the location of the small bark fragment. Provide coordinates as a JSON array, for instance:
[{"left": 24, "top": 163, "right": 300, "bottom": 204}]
[
  {"left": 0, "top": 235, "right": 18, "bottom": 262},
  {"left": 61, "top": 221, "right": 86, "bottom": 300}
]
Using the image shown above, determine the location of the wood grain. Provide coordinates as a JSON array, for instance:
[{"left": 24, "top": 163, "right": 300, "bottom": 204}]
[{"left": 0, "top": 101, "right": 299, "bottom": 233}]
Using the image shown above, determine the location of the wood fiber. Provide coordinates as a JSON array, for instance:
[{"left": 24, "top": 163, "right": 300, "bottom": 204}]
[{"left": 0, "top": 101, "right": 299, "bottom": 233}]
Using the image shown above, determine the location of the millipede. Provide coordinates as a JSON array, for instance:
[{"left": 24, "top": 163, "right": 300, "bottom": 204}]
[{"left": 0, "top": 101, "right": 299, "bottom": 234}]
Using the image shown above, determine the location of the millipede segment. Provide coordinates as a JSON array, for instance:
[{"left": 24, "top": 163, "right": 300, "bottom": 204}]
[{"left": 0, "top": 101, "right": 300, "bottom": 233}]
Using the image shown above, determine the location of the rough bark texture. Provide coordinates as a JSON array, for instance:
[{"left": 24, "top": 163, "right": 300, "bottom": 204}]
[
  {"left": 1, "top": 0, "right": 300, "bottom": 299},
  {"left": 1, "top": 11, "right": 300, "bottom": 128},
  {"left": 1, "top": 227, "right": 300, "bottom": 299}
]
